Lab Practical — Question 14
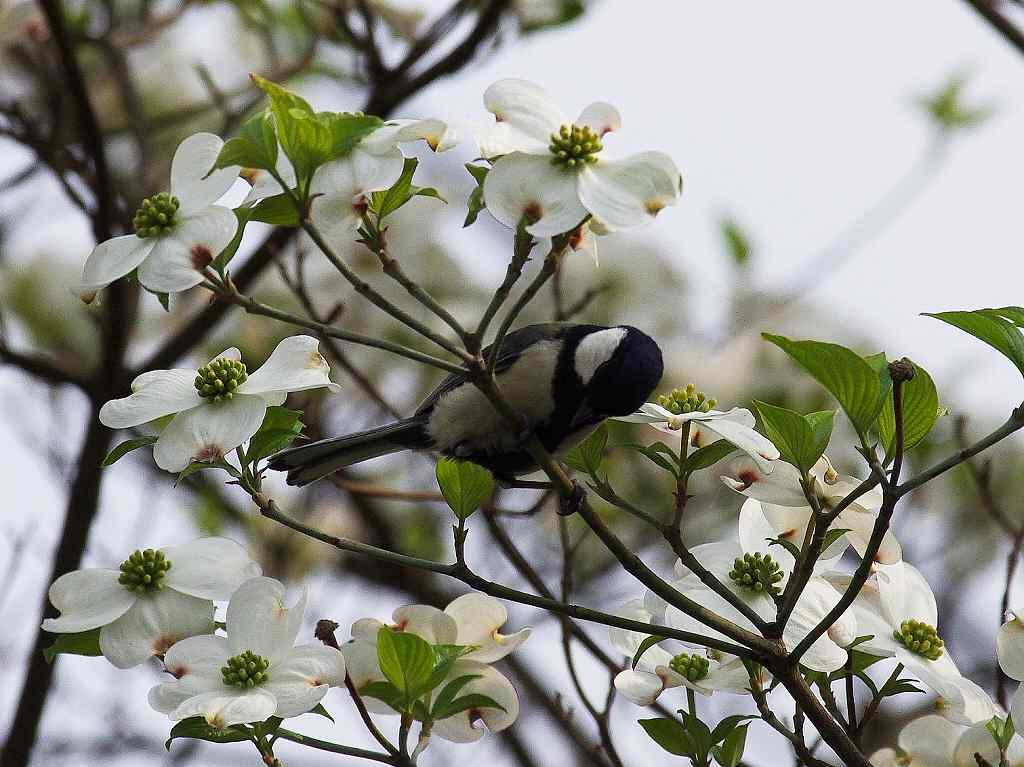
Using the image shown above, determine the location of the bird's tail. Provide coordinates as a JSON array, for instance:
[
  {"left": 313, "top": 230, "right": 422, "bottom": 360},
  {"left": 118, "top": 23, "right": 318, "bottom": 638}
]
[{"left": 268, "top": 416, "right": 430, "bottom": 486}]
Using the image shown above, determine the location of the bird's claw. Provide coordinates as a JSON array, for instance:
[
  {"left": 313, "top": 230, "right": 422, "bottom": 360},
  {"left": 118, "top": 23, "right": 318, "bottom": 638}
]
[{"left": 558, "top": 481, "right": 587, "bottom": 517}]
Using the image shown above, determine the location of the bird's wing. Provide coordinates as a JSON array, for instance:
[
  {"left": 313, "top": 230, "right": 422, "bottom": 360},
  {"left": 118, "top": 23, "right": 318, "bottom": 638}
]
[{"left": 415, "top": 323, "right": 572, "bottom": 414}]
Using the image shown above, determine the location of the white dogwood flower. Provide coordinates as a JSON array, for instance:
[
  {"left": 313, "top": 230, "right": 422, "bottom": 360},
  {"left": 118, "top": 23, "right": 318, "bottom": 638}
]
[
  {"left": 617, "top": 401, "right": 780, "bottom": 472},
  {"left": 478, "top": 79, "right": 681, "bottom": 236},
  {"left": 43, "top": 538, "right": 260, "bottom": 668},
  {"left": 827, "top": 563, "right": 996, "bottom": 725},
  {"left": 665, "top": 575, "right": 858, "bottom": 673},
  {"left": 77, "top": 133, "right": 239, "bottom": 298},
  {"left": 721, "top": 455, "right": 902, "bottom": 565},
  {"left": 149, "top": 577, "right": 345, "bottom": 728},
  {"left": 244, "top": 118, "right": 455, "bottom": 243},
  {"left": 343, "top": 593, "right": 526, "bottom": 740},
  {"left": 99, "top": 335, "right": 339, "bottom": 472},
  {"left": 608, "top": 599, "right": 750, "bottom": 705}
]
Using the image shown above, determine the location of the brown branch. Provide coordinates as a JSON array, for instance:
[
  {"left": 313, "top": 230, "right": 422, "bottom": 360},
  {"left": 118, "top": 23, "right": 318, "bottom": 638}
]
[
  {"left": 0, "top": 344, "right": 87, "bottom": 389},
  {"left": 964, "top": 0, "right": 1024, "bottom": 57},
  {"left": 362, "top": 0, "right": 509, "bottom": 117}
]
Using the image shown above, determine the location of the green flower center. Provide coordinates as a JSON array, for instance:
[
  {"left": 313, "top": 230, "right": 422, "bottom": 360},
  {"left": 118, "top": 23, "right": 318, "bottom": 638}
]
[
  {"left": 549, "top": 124, "right": 603, "bottom": 168},
  {"left": 221, "top": 650, "right": 271, "bottom": 688},
  {"left": 669, "top": 652, "right": 710, "bottom": 683},
  {"left": 133, "top": 192, "right": 180, "bottom": 238},
  {"left": 118, "top": 548, "right": 171, "bottom": 593},
  {"left": 729, "top": 552, "right": 784, "bottom": 596},
  {"left": 194, "top": 358, "right": 248, "bottom": 402},
  {"left": 657, "top": 383, "right": 717, "bottom": 415},
  {"left": 893, "top": 619, "right": 944, "bottom": 660}
]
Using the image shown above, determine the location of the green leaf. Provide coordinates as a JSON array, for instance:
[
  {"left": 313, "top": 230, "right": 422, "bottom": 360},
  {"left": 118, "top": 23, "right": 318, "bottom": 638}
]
[
  {"left": 245, "top": 407, "right": 304, "bottom": 465},
  {"left": 564, "top": 423, "right": 608, "bottom": 476},
  {"left": 213, "top": 207, "right": 253, "bottom": 273},
  {"left": 877, "top": 360, "right": 939, "bottom": 454},
  {"left": 679, "top": 709, "right": 715, "bottom": 760},
  {"left": 308, "top": 702, "right": 334, "bottom": 723},
  {"left": 431, "top": 673, "right": 483, "bottom": 718},
  {"left": 519, "top": 0, "right": 584, "bottom": 31},
  {"left": 43, "top": 628, "right": 102, "bottom": 663},
  {"left": 721, "top": 216, "right": 752, "bottom": 267},
  {"left": 620, "top": 441, "right": 678, "bottom": 476},
  {"left": 711, "top": 724, "right": 748, "bottom": 767},
  {"left": 632, "top": 635, "right": 663, "bottom": 669},
  {"left": 925, "top": 308, "right": 1024, "bottom": 377},
  {"left": 680, "top": 439, "right": 739, "bottom": 473},
  {"left": 434, "top": 693, "right": 506, "bottom": 720},
  {"left": 326, "top": 112, "right": 384, "bottom": 159},
  {"left": 376, "top": 627, "right": 435, "bottom": 699},
  {"left": 250, "top": 194, "right": 300, "bottom": 226},
  {"left": 368, "top": 158, "right": 445, "bottom": 220},
  {"left": 422, "top": 644, "right": 475, "bottom": 693},
  {"left": 987, "top": 715, "right": 1015, "bottom": 751},
  {"left": 102, "top": 436, "right": 158, "bottom": 467},
  {"left": 435, "top": 458, "right": 494, "bottom": 520},
  {"left": 638, "top": 718, "right": 694, "bottom": 757},
  {"left": 753, "top": 400, "right": 832, "bottom": 473},
  {"left": 463, "top": 163, "right": 489, "bottom": 227},
  {"left": 251, "top": 75, "right": 319, "bottom": 181},
  {"left": 710, "top": 715, "right": 757, "bottom": 746},
  {"left": 164, "top": 717, "right": 252, "bottom": 751},
  {"left": 763, "top": 334, "right": 882, "bottom": 434},
  {"left": 767, "top": 536, "right": 802, "bottom": 560},
  {"left": 213, "top": 110, "right": 278, "bottom": 172},
  {"left": 879, "top": 677, "right": 925, "bottom": 698},
  {"left": 359, "top": 680, "right": 404, "bottom": 710},
  {"left": 821, "top": 527, "right": 851, "bottom": 552}
]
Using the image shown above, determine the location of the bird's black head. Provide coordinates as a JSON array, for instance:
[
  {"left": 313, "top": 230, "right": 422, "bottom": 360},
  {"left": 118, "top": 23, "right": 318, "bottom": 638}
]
[{"left": 574, "top": 325, "right": 664, "bottom": 417}]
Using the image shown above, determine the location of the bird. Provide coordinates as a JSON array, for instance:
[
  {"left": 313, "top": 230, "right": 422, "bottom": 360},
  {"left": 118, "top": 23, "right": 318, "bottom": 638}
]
[{"left": 268, "top": 322, "right": 664, "bottom": 486}]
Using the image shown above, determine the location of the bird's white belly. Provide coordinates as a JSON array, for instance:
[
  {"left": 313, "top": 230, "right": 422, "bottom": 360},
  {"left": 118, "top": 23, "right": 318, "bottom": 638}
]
[{"left": 426, "top": 340, "right": 560, "bottom": 455}]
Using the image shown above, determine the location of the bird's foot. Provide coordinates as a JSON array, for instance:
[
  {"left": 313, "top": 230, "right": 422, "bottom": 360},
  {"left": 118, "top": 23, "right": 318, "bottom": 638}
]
[{"left": 558, "top": 481, "right": 587, "bottom": 517}]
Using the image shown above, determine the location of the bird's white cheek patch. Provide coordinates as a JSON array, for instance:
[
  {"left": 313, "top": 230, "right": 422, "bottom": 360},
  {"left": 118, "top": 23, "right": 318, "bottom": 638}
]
[{"left": 574, "top": 328, "right": 626, "bottom": 385}]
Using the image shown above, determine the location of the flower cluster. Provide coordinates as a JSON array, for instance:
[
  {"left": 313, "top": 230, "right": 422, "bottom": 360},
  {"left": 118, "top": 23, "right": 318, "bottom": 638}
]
[{"left": 344, "top": 593, "right": 530, "bottom": 742}]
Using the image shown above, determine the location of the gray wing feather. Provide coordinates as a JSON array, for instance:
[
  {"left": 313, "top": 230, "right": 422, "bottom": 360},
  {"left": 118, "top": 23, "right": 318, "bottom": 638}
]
[{"left": 415, "top": 323, "right": 571, "bottom": 414}]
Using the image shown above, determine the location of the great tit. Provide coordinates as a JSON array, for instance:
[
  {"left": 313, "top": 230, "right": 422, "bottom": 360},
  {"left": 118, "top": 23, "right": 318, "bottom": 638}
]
[{"left": 268, "top": 322, "right": 663, "bottom": 486}]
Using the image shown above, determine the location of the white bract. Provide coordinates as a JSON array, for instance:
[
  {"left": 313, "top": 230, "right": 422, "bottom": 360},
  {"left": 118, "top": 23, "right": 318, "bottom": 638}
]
[
  {"left": 43, "top": 537, "right": 260, "bottom": 668},
  {"left": 608, "top": 599, "right": 750, "bottom": 705},
  {"left": 721, "top": 455, "right": 902, "bottom": 565},
  {"left": 149, "top": 577, "right": 345, "bottom": 728},
  {"left": 244, "top": 118, "right": 455, "bottom": 244},
  {"left": 477, "top": 78, "right": 682, "bottom": 236},
  {"left": 77, "top": 133, "right": 239, "bottom": 298},
  {"left": 617, "top": 402, "right": 780, "bottom": 472},
  {"left": 870, "top": 715, "right": 1024, "bottom": 767},
  {"left": 997, "top": 607, "right": 1024, "bottom": 731},
  {"left": 664, "top": 574, "right": 858, "bottom": 673},
  {"left": 343, "top": 593, "right": 527, "bottom": 741},
  {"left": 828, "top": 563, "right": 997, "bottom": 725},
  {"left": 99, "top": 335, "right": 339, "bottom": 472}
]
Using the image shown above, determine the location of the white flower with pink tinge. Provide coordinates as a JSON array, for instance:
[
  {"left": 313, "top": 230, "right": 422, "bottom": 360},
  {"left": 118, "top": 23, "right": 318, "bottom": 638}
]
[
  {"left": 477, "top": 79, "right": 682, "bottom": 237},
  {"left": 149, "top": 577, "right": 346, "bottom": 728},
  {"left": 608, "top": 599, "right": 750, "bottom": 706},
  {"left": 42, "top": 537, "right": 260, "bottom": 668},
  {"left": 99, "top": 335, "right": 339, "bottom": 472},
  {"left": 77, "top": 133, "right": 239, "bottom": 299},
  {"left": 721, "top": 455, "right": 902, "bottom": 566}
]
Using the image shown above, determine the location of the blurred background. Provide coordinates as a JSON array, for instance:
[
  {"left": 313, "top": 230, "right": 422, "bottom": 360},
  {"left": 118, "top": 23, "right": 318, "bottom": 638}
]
[{"left": 2, "top": 1, "right": 1024, "bottom": 765}]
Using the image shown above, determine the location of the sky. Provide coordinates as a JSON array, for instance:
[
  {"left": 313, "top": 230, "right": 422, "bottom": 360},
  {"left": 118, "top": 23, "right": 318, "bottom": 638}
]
[{"left": 3, "top": 1, "right": 1024, "bottom": 765}]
